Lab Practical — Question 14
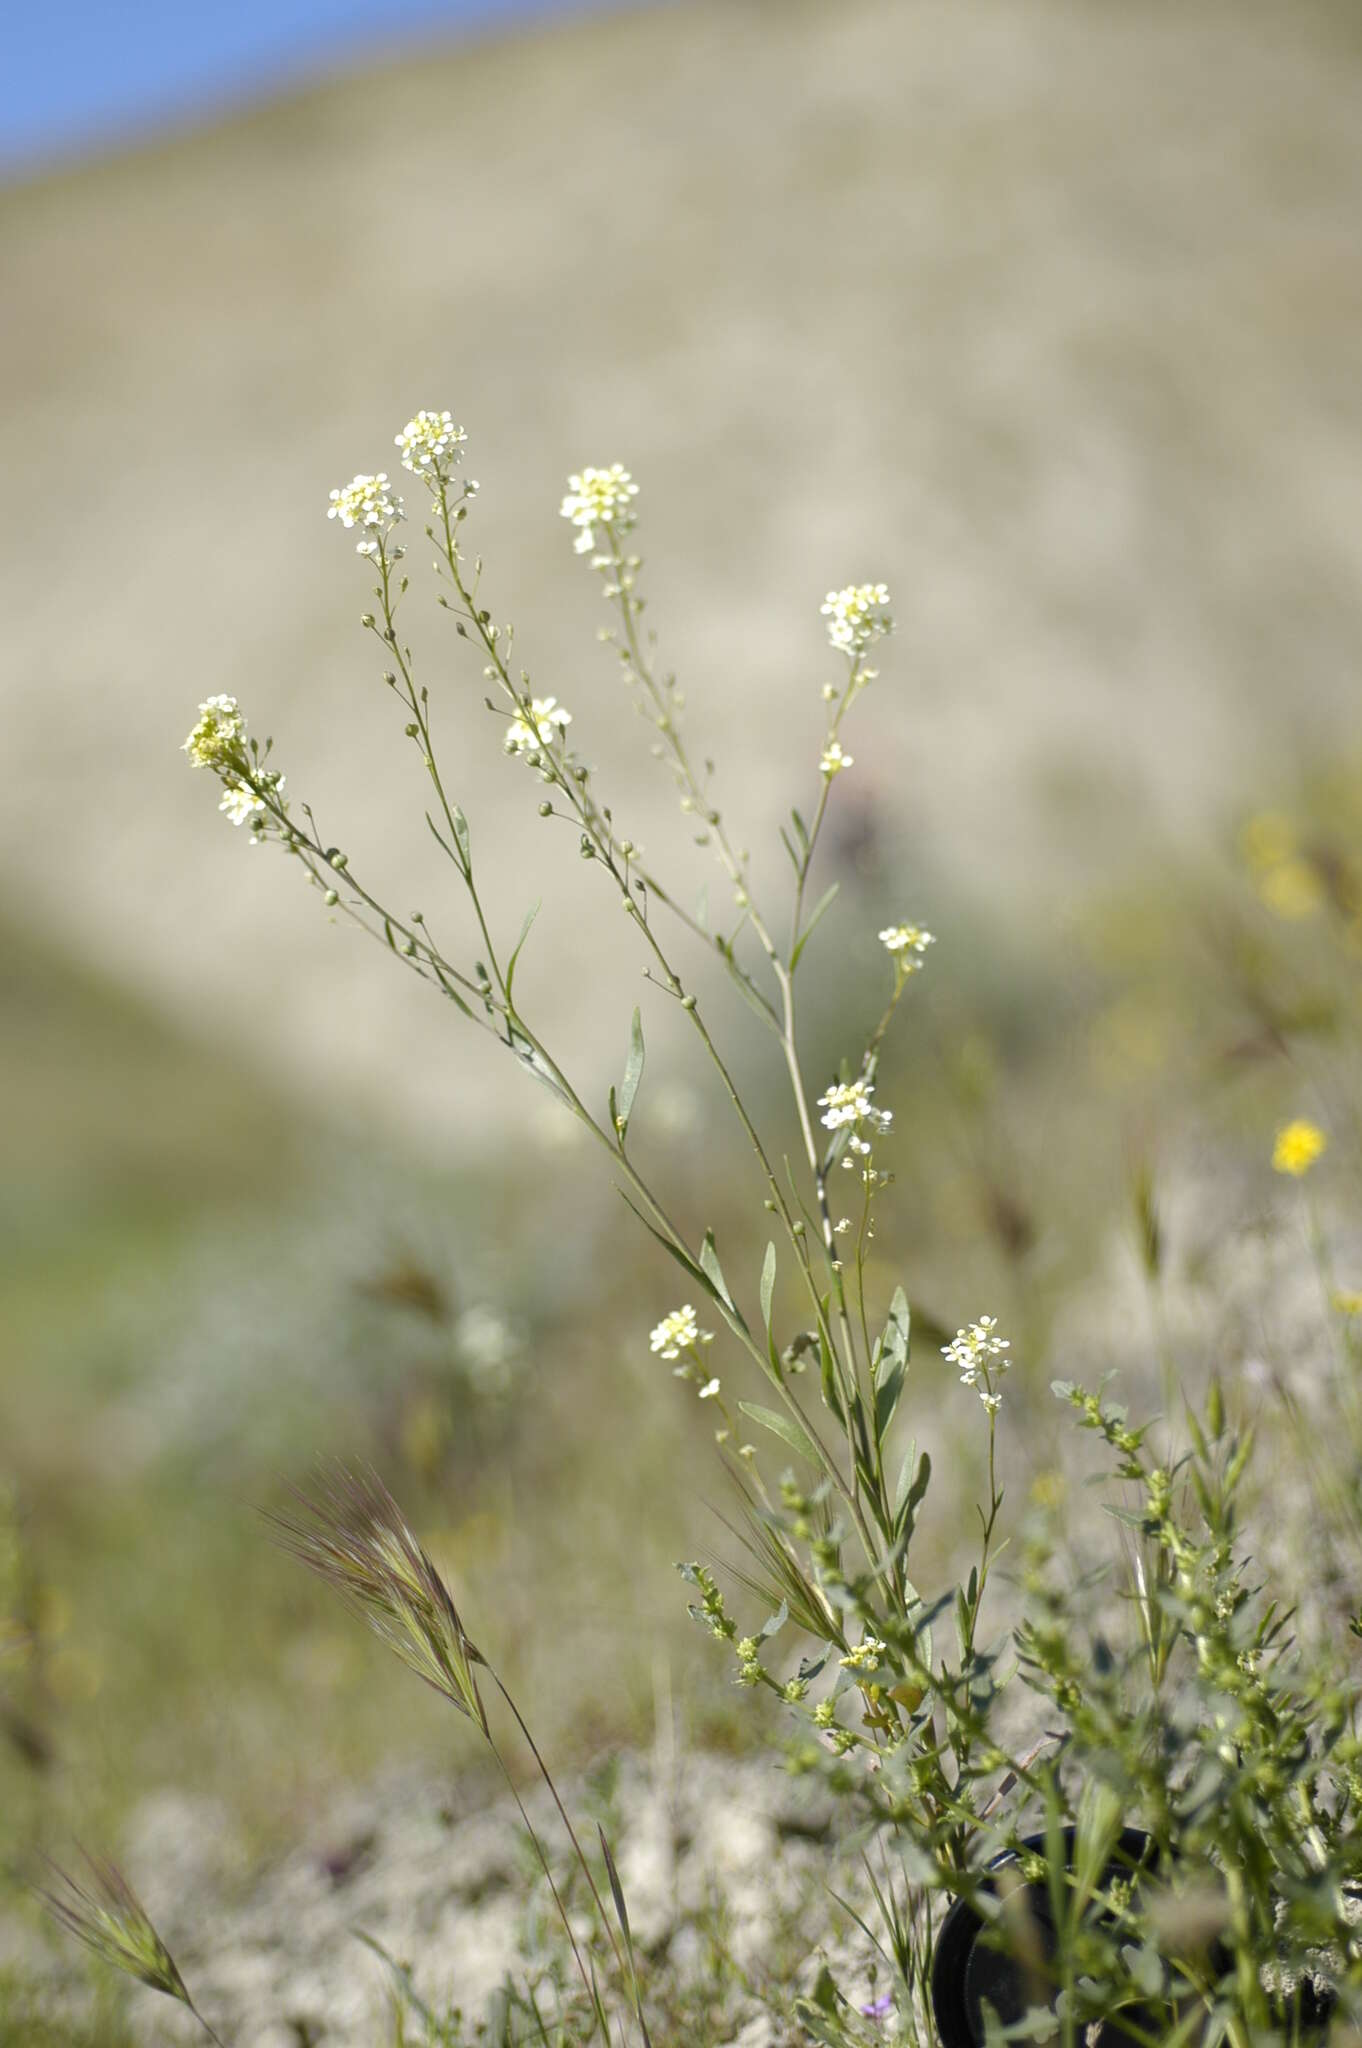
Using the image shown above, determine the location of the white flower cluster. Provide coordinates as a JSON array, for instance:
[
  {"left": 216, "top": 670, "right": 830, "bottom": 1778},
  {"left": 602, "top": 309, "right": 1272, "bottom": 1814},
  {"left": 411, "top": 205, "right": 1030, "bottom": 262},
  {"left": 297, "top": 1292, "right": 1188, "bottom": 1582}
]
[
  {"left": 183, "top": 696, "right": 286, "bottom": 844},
  {"left": 327, "top": 472, "right": 405, "bottom": 555},
  {"left": 218, "top": 770, "right": 285, "bottom": 840},
  {"left": 560, "top": 464, "right": 639, "bottom": 555},
  {"left": 649, "top": 1304, "right": 713, "bottom": 1360},
  {"left": 182, "top": 693, "right": 246, "bottom": 773},
  {"left": 394, "top": 409, "right": 467, "bottom": 480},
  {"left": 817, "top": 1078, "right": 893, "bottom": 1158},
  {"left": 822, "top": 583, "right": 894, "bottom": 657},
  {"left": 503, "top": 696, "right": 572, "bottom": 776},
  {"left": 942, "top": 1315, "right": 1012, "bottom": 1413},
  {"left": 820, "top": 740, "right": 853, "bottom": 779},
  {"left": 879, "top": 923, "right": 936, "bottom": 971}
]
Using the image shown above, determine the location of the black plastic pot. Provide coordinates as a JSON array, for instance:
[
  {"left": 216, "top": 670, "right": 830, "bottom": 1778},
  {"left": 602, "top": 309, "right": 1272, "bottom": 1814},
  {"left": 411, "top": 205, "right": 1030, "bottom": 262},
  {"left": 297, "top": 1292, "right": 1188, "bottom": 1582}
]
[
  {"left": 930, "top": 1827, "right": 1337, "bottom": 2047},
  {"left": 930, "top": 1827, "right": 1160, "bottom": 2048}
]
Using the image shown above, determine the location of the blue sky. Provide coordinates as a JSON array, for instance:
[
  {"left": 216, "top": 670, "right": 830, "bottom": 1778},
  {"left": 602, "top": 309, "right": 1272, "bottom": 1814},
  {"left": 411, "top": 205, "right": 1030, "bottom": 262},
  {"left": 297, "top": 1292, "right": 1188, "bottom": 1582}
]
[{"left": 2, "top": 0, "right": 639, "bottom": 175}]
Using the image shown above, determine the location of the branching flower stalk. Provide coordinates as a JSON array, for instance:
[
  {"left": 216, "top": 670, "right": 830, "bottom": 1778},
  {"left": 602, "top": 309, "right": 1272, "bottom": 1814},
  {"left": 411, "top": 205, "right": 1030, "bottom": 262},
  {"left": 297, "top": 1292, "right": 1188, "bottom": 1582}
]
[
  {"left": 185, "top": 416, "right": 988, "bottom": 1830},
  {"left": 412, "top": 454, "right": 892, "bottom": 1572},
  {"left": 585, "top": 505, "right": 894, "bottom": 1429}
]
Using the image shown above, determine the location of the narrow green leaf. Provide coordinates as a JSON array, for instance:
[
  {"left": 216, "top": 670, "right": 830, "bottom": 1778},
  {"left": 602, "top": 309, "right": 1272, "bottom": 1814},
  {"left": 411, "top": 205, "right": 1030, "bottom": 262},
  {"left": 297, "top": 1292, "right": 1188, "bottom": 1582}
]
[
  {"left": 616, "top": 1195, "right": 710, "bottom": 1295},
  {"left": 873, "top": 1288, "right": 911, "bottom": 1381},
  {"left": 874, "top": 1360, "right": 906, "bottom": 1446},
  {"left": 505, "top": 900, "right": 540, "bottom": 1002},
  {"left": 598, "top": 1827, "right": 631, "bottom": 1942},
  {"left": 848, "top": 1387, "right": 873, "bottom": 1473},
  {"left": 598, "top": 1829, "right": 655, "bottom": 2048},
  {"left": 760, "top": 1242, "right": 777, "bottom": 1333},
  {"left": 818, "top": 1319, "right": 844, "bottom": 1424},
  {"left": 424, "top": 811, "right": 457, "bottom": 864},
  {"left": 450, "top": 803, "right": 471, "bottom": 871},
  {"left": 895, "top": 1449, "right": 932, "bottom": 1546},
  {"left": 790, "top": 882, "right": 840, "bottom": 973},
  {"left": 433, "top": 971, "right": 476, "bottom": 1021},
  {"left": 699, "top": 1230, "right": 736, "bottom": 1313},
  {"left": 616, "top": 1007, "right": 646, "bottom": 1139},
  {"left": 616, "top": 1198, "right": 749, "bottom": 1339},
  {"left": 353, "top": 1931, "right": 439, "bottom": 2027},
  {"left": 758, "top": 1599, "right": 789, "bottom": 1641},
  {"left": 893, "top": 1443, "right": 917, "bottom": 1519},
  {"left": 739, "top": 1402, "right": 819, "bottom": 1469}
]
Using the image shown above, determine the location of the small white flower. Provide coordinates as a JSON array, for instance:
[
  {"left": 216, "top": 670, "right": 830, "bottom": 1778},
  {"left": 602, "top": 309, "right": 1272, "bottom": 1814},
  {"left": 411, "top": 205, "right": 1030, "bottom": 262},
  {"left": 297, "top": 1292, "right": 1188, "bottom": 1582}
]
[
  {"left": 649, "top": 1304, "right": 712, "bottom": 1360},
  {"left": 327, "top": 473, "right": 404, "bottom": 554},
  {"left": 561, "top": 464, "right": 639, "bottom": 554},
  {"left": 817, "top": 1079, "right": 892, "bottom": 1156},
  {"left": 820, "top": 740, "right": 853, "bottom": 778},
  {"left": 219, "top": 769, "right": 286, "bottom": 841},
  {"left": 394, "top": 409, "right": 466, "bottom": 480},
  {"left": 504, "top": 696, "right": 573, "bottom": 766},
  {"left": 218, "top": 783, "right": 265, "bottom": 828},
  {"left": 879, "top": 923, "right": 935, "bottom": 962},
  {"left": 942, "top": 1315, "right": 1012, "bottom": 1411},
  {"left": 821, "top": 583, "right": 893, "bottom": 657},
  {"left": 697, "top": 1377, "right": 721, "bottom": 1400}
]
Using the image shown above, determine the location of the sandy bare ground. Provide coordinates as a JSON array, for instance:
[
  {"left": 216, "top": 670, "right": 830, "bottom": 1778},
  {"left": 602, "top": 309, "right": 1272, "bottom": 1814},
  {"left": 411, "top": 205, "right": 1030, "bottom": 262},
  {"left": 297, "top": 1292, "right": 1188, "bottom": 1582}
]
[{"left": 3, "top": 0, "right": 1360, "bottom": 1149}]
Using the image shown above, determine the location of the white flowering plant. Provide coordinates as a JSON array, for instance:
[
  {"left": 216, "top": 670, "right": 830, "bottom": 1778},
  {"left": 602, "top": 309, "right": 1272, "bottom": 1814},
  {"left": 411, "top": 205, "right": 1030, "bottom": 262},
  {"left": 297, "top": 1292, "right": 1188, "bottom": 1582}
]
[{"left": 48, "top": 414, "right": 1362, "bottom": 2046}]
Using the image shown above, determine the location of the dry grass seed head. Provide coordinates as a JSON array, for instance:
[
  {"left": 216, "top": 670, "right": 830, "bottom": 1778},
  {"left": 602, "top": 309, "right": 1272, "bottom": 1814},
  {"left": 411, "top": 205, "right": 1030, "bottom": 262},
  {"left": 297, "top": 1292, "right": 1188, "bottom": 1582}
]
[
  {"left": 39, "top": 1852, "right": 190, "bottom": 2004},
  {"left": 267, "top": 1462, "right": 489, "bottom": 1732}
]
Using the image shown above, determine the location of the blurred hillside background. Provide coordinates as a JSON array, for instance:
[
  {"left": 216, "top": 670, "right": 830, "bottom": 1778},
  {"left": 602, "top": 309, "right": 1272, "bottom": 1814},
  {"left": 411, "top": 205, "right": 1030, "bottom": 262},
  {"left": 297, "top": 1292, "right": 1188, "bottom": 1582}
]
[{"left": 3, "top": 0, "right": 1362, "bottom": 1994}]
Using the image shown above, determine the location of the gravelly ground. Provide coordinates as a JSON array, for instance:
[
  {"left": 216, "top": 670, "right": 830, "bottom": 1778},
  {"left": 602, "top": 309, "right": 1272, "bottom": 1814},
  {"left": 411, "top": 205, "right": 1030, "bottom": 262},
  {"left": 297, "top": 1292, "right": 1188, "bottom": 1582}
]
[{"left": 7, "top": 1751, "right": 874, "bottom": 2046}]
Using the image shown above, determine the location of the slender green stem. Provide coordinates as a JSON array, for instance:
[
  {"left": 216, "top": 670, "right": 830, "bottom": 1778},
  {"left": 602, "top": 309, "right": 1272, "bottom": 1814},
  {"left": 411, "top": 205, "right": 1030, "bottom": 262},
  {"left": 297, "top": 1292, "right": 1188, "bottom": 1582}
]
[
  {"left": 186, "top": 2003, "right": 229, "bottom": 2048},
  {"left": 487, "top": 1730, "right": 599, "bottom": 2018},
  {"left": 492, "top": 1675, "right": 631, "bottom": 1988}
]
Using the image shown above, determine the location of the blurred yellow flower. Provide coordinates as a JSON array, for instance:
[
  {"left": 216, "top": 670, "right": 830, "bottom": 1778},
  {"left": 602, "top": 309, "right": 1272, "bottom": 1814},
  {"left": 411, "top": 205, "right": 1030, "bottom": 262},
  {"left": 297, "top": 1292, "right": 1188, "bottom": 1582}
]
[
  {"left": 1332, "top": 1289, "right": 1362, "bottom": 1318},
  {"left": 1272, "top": 1119, "right": 1327, "bottom": 1177},
  {"left": 1240, "top": 810, "right": 1296, "bottom": 873},
  {"left": 1258, "top": 857, "right": 1324, "bottom": 920}
]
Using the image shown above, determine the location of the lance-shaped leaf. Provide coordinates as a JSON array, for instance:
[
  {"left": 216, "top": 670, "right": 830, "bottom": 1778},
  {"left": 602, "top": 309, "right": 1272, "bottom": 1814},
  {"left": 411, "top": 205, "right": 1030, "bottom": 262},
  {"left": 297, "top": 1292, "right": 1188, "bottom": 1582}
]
[
  {"left": 505, "top": 901, "right": 541, "bottom": 1004},
  {"left": 790, "top": 882, "right": 839, "bottom": 973},
  {"left": 739, "top": 1401, "right": 820, "bottom": 1470},
  {"left": 450, "top": 802, "right": 472, "bottom": 872},
  {"left": 613, "top": 1006, "right": 646, "bottom": 1145}
]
